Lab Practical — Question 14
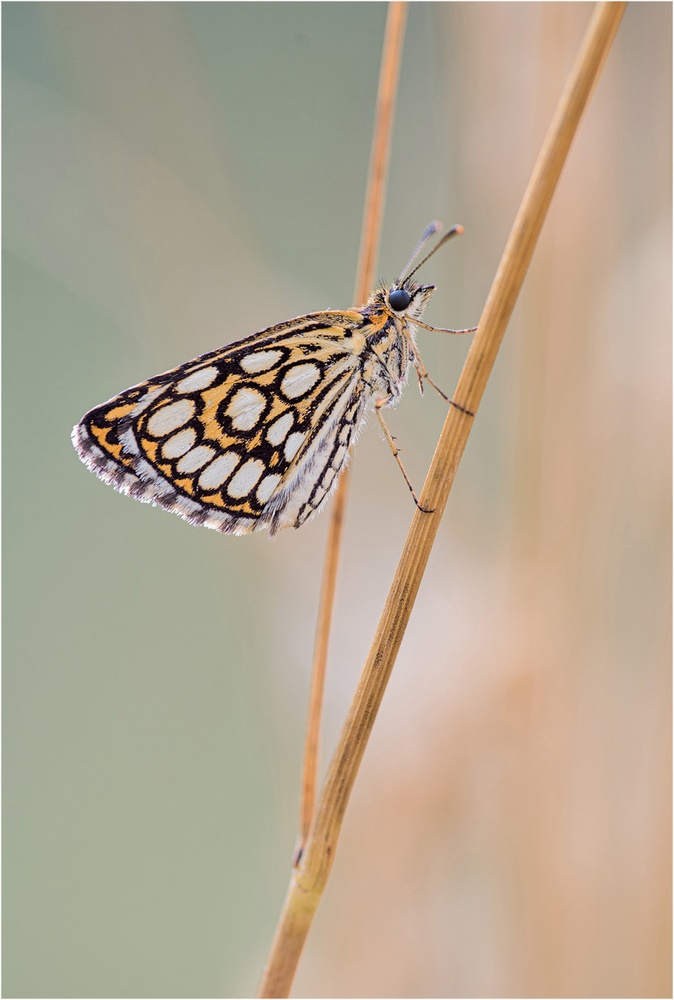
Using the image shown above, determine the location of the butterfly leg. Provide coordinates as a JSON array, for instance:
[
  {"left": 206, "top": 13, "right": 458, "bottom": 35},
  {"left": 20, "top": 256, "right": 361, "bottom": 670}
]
[
  {"left": 422, "top": 372, "right": 472, "bottom": 413},
  {"left": 423, "top": 373, "right": 475, "bottom": 416},
  {"left": 412, "top": 356, "right": 476, "bottom": 417},
  {"left": 375, "top": 403, "right": 434, "bottom": 514},
  {"left": 413, "top": 318, "right": 478, "bottom": 336},
  {"left": 407, "top": 345, "right": 475, "bottom": 415}
]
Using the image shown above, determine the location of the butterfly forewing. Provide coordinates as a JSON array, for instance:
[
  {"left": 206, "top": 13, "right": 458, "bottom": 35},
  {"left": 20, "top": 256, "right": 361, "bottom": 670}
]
[{"left": 73, "top": 311, "right": 372, "bottom": 535}]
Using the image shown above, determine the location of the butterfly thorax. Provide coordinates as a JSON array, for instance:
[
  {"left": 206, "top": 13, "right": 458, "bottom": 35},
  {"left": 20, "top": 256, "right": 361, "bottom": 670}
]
[{"left": 356, "top": 279, "right": 435, "bottom": 407}]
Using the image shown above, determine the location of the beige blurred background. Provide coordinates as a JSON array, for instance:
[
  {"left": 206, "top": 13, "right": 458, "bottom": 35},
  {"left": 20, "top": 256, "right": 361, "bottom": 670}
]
[{"left": 3, "top": 3, "right": 670, "bottom": 997}]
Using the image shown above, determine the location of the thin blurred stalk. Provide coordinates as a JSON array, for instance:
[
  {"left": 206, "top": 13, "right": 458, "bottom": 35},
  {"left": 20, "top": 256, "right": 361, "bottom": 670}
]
[
  {"left": 258, "top": 3, "right": 625, "bottom": 996},
  {"left": 297, "top": 1, "right": 408, "bottom": 853}
]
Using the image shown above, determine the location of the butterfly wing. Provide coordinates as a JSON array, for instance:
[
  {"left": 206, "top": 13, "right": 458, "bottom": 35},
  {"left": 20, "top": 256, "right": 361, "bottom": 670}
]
[{"left": 72, "top": 311, "right": 372, "bottom": 534}]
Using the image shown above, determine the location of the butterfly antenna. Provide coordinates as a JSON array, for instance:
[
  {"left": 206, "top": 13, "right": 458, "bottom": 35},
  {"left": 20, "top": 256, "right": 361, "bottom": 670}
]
[
  {"left": 400, "top": 223, "right": 464, "bottom": 284},
  {"left": 397, "top": 221, "right": 443, "bottom": 284}
]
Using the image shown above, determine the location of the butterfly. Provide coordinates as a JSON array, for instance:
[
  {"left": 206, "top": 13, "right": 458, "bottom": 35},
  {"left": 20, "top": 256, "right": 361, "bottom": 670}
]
[{"left": 72, "top": 221, "right": 475, "bottom": 536}]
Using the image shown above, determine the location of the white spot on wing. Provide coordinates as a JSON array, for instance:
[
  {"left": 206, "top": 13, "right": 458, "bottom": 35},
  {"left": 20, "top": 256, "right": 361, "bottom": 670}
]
[
  {"left": 284, "top": 431, "right": 306, "bottom": 462},
  {"left": 177, "top": 445, "right": 215, "bottom": 473},
  {"left": 227, "top": 387, "right": 266, "bottom": 430},
  {"left": 239, "top": 350, "right": 283, "bottom": 373},
  {"left": 266, "top": 411, "right": 294, "bottom": 446},
  {"left": 198, "top": 452, "right": 240, "bottom": 489},
  {"left": 119, "top": 426, "right": 139, "bottom": 456},
  {"left": 281, "top": 363, "right": 321, "bottom": 399},
  {"left": 176, "top": 366, "right": 219, "bottom": 393},
  {"left": 256, "top": 473, "right": 282, "bottom": 505},
  {"left": 162, "top": 428, "right": 196, "bottom": 458},
  {"left": 147, "top": 399, "right": 195, "bottom": 437},
  {"left": 227, "top": 458, "right": 265, "bottom": 498}
]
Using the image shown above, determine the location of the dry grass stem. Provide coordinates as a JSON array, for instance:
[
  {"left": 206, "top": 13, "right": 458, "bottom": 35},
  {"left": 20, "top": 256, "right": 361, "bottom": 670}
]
[
  {"left": 297, "top": 0, "right": 408, "bottom": 851},
  {"left": 259, "top": 2, "right": 625, "bottom": 996}
]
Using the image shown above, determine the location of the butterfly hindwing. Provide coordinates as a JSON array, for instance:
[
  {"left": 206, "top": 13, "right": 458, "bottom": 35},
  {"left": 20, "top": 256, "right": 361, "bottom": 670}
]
[{"left": 73, "top": 311, "right": 369, "bottom": 534}]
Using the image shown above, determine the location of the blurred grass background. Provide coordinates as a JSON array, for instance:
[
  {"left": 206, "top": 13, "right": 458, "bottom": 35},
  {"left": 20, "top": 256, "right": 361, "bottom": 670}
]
[{"left": 3, "top": 3, "right": 671, "bottom": 997}]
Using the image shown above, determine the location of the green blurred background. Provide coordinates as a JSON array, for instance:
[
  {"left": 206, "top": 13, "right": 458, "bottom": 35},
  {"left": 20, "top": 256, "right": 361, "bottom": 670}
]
[{"left": 3, "top": 3, "right": 671, "bottom": 997}]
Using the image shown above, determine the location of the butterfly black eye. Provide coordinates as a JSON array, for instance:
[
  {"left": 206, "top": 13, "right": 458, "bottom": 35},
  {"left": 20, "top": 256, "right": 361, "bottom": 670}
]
[{"left": 388, "top": 288, "right": 411, "bottom": 312}]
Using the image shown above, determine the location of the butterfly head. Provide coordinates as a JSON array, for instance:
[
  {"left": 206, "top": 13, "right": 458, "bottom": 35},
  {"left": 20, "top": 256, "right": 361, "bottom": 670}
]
[
  {"left": 380, "top": 221, "right": 464, "bottom": 322},
  {"left": 386, "top": 281, "right": 435, "bottom": 321}
]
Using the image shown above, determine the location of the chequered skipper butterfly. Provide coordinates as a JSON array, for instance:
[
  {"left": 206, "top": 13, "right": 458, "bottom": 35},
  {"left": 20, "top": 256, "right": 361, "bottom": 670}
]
[{"left": 72, "top": 222, "right": 475, "bottom": 535}]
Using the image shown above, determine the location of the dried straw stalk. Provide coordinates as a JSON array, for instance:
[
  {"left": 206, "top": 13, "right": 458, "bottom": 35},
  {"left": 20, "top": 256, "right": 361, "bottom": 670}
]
[{"left": 258, "top": 3, "right": 626, "bottom": 996}]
